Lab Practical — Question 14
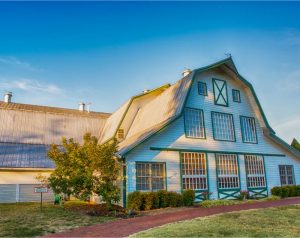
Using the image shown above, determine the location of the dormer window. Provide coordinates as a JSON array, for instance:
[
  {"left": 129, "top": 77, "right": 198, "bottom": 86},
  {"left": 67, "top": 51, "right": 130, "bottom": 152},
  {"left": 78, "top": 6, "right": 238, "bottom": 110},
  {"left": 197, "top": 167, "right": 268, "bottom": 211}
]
[
  {"left": 232, "top": 89, "right": 241, "bottom": 103},
  {"left": 117, "top": 129, "right": 124, "bottom": 140}
]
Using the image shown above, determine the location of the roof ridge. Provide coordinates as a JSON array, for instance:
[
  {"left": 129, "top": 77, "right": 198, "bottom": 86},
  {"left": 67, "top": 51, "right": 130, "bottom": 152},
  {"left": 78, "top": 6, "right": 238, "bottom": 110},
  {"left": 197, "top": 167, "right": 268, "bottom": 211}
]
[{"left": 0, "top": 101, "right": 111, "bottom": 118}]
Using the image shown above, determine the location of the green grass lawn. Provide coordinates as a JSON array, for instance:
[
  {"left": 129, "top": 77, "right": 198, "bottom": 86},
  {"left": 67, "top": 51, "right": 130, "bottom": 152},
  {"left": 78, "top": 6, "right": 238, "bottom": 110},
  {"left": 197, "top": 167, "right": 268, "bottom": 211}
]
[
  {"left": 0, "top": 202, "right": 116, "bottom": 237},
  {"left": 131, "top": 205, "right": 300, "bottom": 237}
]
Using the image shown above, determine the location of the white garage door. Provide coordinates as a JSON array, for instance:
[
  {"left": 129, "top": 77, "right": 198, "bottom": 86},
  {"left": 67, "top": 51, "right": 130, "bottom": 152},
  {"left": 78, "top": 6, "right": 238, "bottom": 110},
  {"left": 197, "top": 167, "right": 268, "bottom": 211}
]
[
  {"left": 19, "top": 184, "right": 54, "bottom": 202},
  {"left": 0, "top": 184, "right": 16, "bottom": 203}
]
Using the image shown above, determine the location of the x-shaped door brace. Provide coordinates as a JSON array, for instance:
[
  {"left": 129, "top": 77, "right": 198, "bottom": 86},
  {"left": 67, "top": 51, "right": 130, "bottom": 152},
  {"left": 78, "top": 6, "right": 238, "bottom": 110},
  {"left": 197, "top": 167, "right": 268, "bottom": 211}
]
[{"left": 214, "top": 79, "right": 228, "bottom": 105}]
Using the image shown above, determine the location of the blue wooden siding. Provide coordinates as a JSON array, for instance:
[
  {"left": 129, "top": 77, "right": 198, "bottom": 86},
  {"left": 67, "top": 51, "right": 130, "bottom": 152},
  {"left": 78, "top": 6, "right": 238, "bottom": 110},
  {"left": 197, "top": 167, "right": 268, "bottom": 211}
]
[{"left": 125, "top": 68, "right": 300, "bottom": 200}]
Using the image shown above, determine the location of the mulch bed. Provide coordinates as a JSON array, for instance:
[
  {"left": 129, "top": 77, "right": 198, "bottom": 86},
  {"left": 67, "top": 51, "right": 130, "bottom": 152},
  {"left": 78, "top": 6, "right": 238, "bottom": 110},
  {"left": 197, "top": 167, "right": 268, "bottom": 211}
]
[{"left": 64, "top": 203, "right": 127, "bottom": 218}]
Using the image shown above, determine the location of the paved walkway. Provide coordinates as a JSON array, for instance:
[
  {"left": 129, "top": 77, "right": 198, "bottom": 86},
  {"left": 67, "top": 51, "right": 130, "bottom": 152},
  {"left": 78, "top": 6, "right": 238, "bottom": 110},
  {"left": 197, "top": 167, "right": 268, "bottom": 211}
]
[{"left": 46, "top": 197, "right": 300, "bottom": 238}]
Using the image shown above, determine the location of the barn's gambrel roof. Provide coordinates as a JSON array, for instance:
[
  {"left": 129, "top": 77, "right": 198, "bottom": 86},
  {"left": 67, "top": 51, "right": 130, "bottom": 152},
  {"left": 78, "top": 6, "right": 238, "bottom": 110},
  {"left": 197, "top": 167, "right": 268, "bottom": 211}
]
[{"left": 114, "top": 57, "right": 300, "bottom": 159}]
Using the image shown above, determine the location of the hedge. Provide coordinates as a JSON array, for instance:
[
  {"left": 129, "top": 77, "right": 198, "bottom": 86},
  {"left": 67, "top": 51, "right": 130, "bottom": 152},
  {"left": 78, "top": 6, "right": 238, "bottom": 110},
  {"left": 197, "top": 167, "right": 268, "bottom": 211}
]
[
  {"left": 127, "top": 190, "right": 195, "bottom": 211},
  {"left": 271, "top": 185, "right": 300, "bottom": 198}
]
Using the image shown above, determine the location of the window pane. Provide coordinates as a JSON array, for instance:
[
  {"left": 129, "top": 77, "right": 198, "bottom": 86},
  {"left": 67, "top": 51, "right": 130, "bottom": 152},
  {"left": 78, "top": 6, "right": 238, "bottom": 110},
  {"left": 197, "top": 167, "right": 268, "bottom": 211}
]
[
  {"left": 216, "top": 154, "right": 239, "bottom": 189},
  {"left": 136, "top": 162, "right": 165, "bottom": 191},
  {"left": 241, "top": 116, "right": 257, "bottom": 143},
  {"left": 232, "top": 90, "right": 241, "bottom": 102},
  {"left": 152, "top": 178, "right": 164, "bottom": 190},
  {"left": 184, "top": 108, "right": 205, "bottom": 138},
  {"left": 136, "top": 177, "right": 150, "bottom": 191},
  {"left": 245, "top": 155, "right": 266, "bottom": 188},
  {"left": 181, "top": 152, "right": 207, "bottom": 190},
  {"left": 212, "top": 112, "right": 235, "bottom": 141},
  {"left": 279, "top": 165, "right": 295, "bottom": 186},
  {"left": 198, "top": 82, "right": 207, "bottom": 96}
]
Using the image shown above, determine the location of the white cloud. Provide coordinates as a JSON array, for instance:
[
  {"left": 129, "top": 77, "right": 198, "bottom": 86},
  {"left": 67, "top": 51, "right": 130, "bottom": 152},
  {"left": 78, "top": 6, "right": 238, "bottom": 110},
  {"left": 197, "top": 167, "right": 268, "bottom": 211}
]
[
  {"left": 0, "top": 56, "right": 42, "bottom": 71},
  {"left": 274, "top": 116, "right": 300, "bottom": 142},
  {"left": 0, "top": 78, "right": 63, "bottom": 94},
  {"left": 275, "top": 117, "right": 300, "bottom": 130}
]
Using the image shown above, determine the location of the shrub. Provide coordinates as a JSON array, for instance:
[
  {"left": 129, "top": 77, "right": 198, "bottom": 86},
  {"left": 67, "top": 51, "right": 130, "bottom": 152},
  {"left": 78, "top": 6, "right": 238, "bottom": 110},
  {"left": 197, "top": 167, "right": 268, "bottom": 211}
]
[
  {"left": 281, "top": 186, "right": 290, "bottom": 198},
  {"left": 238, "top": 190, "right": 250, "bottom": 200},
  {"left": 157, "top": 190, "right": 169, "bottom": 208},
  {"left": 176, "top": 193, "right": 183, "bottom": 207},
  {"left": 151, "top": 192, "right": 160, "bottom": 209},
  {"left": 141, "top": 192, "right": 160, "bottom": 210},
  {"left": 200, "top": 199, "right": 237, "bottom": 208},
  {"left": 127, "top": 191, "right": 143, "bottom": 211},
  {"left": 167, "top": 192, "right": 180, "bottom": 207},
  {"left": 271, "top": 186, "right": 282, "bottom": 197},
  {"left": 271, "top": 185, "right": 300, "bottom": 198},
  {"left": 182, "top": 189, "right": 195, "bottom": 206},
  {"left": 296, "top": 185, "right": 300, "bottom": 196},
  {"left": 142, "top": 192, "right": 152, "bottom": 210},
  {"left": 289, "top": 186, "right": 297, "bottom": 197}
]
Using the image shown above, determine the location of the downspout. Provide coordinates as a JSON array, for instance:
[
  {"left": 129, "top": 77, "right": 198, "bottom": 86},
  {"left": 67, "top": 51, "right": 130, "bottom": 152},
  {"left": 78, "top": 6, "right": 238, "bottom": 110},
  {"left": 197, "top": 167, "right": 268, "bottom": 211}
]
[{"left": 122, "top": 157, "right": 127, "bottom": 208}]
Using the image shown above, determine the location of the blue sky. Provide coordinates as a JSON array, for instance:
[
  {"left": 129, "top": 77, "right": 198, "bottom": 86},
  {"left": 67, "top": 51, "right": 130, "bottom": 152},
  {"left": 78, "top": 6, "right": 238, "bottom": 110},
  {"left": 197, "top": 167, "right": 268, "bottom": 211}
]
[{"left": 0, "top": 1, "right": 299, "bottom": 143}]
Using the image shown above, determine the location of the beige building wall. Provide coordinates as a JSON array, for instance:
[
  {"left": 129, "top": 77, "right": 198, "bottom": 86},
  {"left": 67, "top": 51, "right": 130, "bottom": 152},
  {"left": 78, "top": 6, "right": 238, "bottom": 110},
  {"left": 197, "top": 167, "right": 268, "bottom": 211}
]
[
  {"left": 0, "top": 170, "right": 52, "bottom": 184},
  {"left": 0, "top": 170, "right": 54, "bottom": 203}
]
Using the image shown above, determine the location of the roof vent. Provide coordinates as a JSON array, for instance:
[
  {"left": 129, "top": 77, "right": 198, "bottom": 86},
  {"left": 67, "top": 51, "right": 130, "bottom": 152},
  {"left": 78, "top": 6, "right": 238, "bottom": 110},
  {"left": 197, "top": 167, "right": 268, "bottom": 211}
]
[
  {"left": 4, "top": 92, "right": 12, "bottom": 103},
  {"left": 142, "top": 89, "right": 150, "bottom": 94},
  {"left": 79, "top": 102, "right": 85, "bottom": 111},
  {"left": 182, "top": 69, "right": 192, "bottom": 77},
  {"left": 86, "top": 103, "right": 91, "bottom": 113}
]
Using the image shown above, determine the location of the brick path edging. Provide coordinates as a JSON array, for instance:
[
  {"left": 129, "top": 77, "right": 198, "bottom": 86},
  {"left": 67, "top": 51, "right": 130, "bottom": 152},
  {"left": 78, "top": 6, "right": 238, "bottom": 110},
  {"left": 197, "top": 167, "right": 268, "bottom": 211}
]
[{"left": 45, "top": 197, "right": 300, "bottom": 238}]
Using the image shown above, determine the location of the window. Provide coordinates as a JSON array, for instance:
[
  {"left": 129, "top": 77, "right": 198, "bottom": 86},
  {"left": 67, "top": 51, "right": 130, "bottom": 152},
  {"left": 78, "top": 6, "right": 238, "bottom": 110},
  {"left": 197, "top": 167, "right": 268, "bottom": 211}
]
[
  {"left": 211, "top": 112, "right": 235, "bottom": 141},
  {"left": 213, "top": 78, "right": 228, "bottom": 106},
  {"left": 216, "top": 154, "right": 240, "bottom": 189},
  {"left": 240, "top": 116, "right": 257, "bottom": 143},
  {"left": 232, "top": 89, "right": 241, "bottom": 102},
  {"left": 198, "top": 82, "right": 207, "bottom": 96},
  {"left": 184, "top": 108, "right": 206, "bottom": 138},
  {"left": 117, "top": 129, "right": 124, "bottom": 139},
  {"left": 181, "top": 152, "right": 207, "bottom": 190},
  {"left": 279, "top": 165, "right": 295, "bottom": 186},
  {"left": 136, "top": 162, "right": 166, "bottom": 191},
  {"left": 245, "top": 155, "right": 266, "bottom": 188}
]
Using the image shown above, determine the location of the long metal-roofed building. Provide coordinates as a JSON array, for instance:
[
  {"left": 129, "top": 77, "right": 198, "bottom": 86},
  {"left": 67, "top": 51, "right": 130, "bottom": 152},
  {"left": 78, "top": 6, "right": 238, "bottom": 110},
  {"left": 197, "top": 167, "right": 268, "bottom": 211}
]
[{"left": 0, "top": 98, "right": 110, "bottom": 202}]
